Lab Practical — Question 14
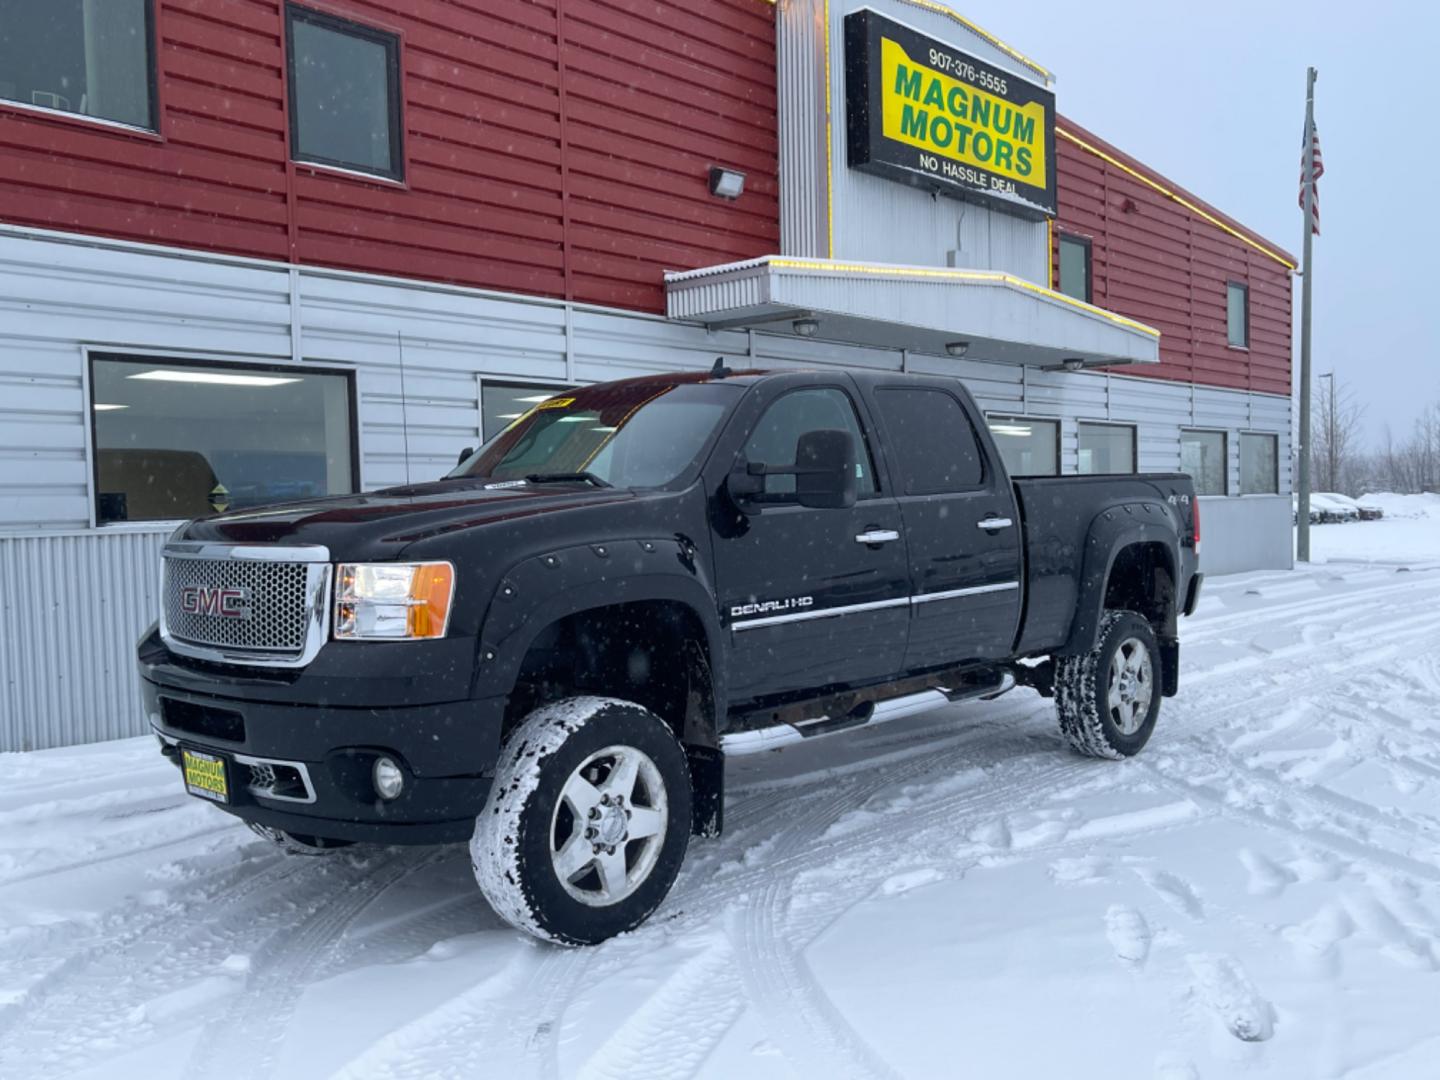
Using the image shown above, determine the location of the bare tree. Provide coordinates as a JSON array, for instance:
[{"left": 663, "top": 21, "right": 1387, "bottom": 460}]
[
  {"left": 1355, "top": 403, "right": 1440, "bottom": 495},
  {"left": 1310, "top": 374, "right": 1366, "bottom": 494}
]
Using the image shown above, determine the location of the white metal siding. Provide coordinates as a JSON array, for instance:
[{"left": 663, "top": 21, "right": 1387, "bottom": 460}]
[
  {"left": 0, "top": 227, "right": 1290, "bottom": 750},
  {"left": 0, "top": 526, "right": 168, "bottom": 751}
]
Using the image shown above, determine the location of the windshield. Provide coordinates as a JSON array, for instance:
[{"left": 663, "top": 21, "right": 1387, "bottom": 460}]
[{"left": 449, "top": 381, "right": 737, "bottom": 489}]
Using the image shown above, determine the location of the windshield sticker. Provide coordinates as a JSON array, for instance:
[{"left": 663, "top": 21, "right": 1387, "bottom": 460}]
[{"left": 536, "top": 397, "right": 575, "bottom": 410}]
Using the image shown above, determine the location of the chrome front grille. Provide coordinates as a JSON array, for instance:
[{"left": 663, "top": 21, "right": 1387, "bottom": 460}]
[{"left": 160, "top": 543, "right": 331, "bottom": 667}]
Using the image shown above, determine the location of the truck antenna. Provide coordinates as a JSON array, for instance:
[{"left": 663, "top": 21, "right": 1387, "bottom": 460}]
[{"left": 710, "top": 356, "right": 733, "bottom": 379}]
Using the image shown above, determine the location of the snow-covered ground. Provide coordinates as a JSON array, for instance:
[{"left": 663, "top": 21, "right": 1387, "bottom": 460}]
[{"left": 3, "top": 505, "right": 1440, "bottom": 1080}]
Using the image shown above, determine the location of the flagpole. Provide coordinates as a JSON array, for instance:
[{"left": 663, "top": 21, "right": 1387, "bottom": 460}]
[{"left": 1297, "top": 66, "right": 1317, "bottom": 563}]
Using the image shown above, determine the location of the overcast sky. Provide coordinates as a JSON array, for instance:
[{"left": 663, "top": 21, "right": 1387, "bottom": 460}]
[{"left": 982, "top": 0, "right": 1438, "bottom": 446}]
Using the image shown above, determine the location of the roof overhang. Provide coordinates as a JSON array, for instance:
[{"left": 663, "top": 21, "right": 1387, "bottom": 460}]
[{"left": 665, "top": 257, "right": 1160, "bottom": 369}]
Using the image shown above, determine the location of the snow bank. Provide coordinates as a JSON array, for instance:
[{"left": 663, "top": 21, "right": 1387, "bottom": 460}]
[{"left": 1357, "top": 491, "right": 1440, "bottom": 519}]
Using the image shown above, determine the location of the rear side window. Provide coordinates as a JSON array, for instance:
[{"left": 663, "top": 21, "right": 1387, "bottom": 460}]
[{"left": 873, "top": 387, "right": 985, "bottom": 495}]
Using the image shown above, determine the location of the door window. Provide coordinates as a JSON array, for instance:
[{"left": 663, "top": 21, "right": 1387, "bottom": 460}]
[
  {"left": 873, "top": 388, "right": 984, "bottom": 495},
  {"left": 743, "top": 388, "right": 876, "bottom": 496}
]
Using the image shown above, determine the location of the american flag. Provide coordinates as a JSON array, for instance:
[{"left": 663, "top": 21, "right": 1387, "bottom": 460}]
[{"left": 1299, "top": 119, "right": 1324, "bottom": 235}]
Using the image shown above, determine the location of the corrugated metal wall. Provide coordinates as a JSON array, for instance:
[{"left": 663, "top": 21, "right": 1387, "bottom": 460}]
[
  {"left": 0, "top": 527, "right": 169, "bottom": 751},
  {"left": 0, "top": 0, "right": 778, "bottom": 315},
  {"left": 0, "top": 226, "right": 1290, "bottom": 750}
]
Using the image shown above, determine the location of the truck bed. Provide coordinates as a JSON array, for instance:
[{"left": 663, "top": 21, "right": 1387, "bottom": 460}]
[{"left": 1012, "top": 473, "right": 1198, "bottom": 655}]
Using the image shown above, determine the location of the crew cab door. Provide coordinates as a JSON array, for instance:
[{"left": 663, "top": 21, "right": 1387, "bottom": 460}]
[
  {"left": 712, "top": 382, "right": 910, "bottom": 704},
  {"left": 867, "top": 383, "right": 1023, "bottom": 669}
]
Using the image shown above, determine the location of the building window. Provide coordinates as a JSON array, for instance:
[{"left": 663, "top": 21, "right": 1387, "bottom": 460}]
[
  {"left": 286, "top": 6, "right": 403, "bottom": 180},
  {"left": 1227, "top": 281, "right": 1249, "bottom": 348},
  {"left": 1181, "top": 429, "right": 1227, "bottom": 496},
  {"left": 987, "top": 416, "right": 1059, "bottom": 477},
  {"left": 0, "top": 0, "right": 156, "bottom": 130},
  {"left": 872, "top": 388, "right": 985, "bottom": 495},
  {"left": 1077, "top": 422, "right": 1136, "bottom": 474},
  {"left": 481, "top": 382, "right": 574, "bottom": 442},
  {"left": 1058, "top": 235, "right": 1091, "bottom": 303},
  {"left": 91, "top": 356, "right": 356, "bottom": 525},
  {"left": 1239, "top": 432, "right": 1278, "bottom": 495}
]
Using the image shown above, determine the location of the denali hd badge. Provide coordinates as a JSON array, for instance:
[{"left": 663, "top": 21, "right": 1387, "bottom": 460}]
[
  {"left": 181, "top": 585, "right": 253, "bottom": 620},
  {"left": 731, "top": 596, "right": 815, "bottom": 619}
]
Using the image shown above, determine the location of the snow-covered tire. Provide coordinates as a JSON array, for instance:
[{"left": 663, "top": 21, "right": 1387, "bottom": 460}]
[
  {"left": 471, "top": 696, "right": 692, "bottom": 946},
  {"left": 1055, "top": 610, "right": 1161, "bottom": 759},
  {"left": 245, "top": 822, "right": 355, "bottom": 855}
]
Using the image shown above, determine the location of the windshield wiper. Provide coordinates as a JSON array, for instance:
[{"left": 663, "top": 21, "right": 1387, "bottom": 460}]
[{"left": 524, "top": 471, "right": 613, "bottom": 488}]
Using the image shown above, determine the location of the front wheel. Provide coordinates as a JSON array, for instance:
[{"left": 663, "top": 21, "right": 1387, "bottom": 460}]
[
  {"left": 471, "top": 697, "right": 692, "bottom": 945},
  {"left": 1055, "top": 610, "right": 1161, "bottom": 759}
]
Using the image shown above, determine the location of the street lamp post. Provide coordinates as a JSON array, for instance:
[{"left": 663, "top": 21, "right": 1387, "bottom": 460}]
[{"left": 1318, "top": 371, "right": 1335, "bottom": 492}]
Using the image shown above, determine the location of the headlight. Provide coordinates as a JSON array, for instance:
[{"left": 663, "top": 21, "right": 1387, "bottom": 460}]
[{"left": 334, "top": 562, "right": 455, "bottom": 641}]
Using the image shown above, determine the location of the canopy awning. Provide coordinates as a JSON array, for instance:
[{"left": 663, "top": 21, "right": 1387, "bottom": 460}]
[{"left": 665, "top": 256, "right": 1160, "bottom": 369}]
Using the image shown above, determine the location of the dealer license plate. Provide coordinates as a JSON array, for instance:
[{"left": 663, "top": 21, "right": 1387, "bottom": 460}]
[{"left": 181, "top": 747, "right": 230, "bottom": 804}]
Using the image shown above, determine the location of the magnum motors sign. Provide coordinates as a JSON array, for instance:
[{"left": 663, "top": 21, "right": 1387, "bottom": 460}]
[{"left": 844, "top": 9, "right": 1057, "bottom": 218}]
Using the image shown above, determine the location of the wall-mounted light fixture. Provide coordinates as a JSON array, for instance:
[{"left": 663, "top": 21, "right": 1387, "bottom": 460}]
[
  {"left": 1061, "top": 358, "right": 1085, "bottom": 372},
  {"left": 708, "top": 166, "right": 746, "bottom": 200},
  {"left": 945, "top": 341, "right": 970, "bottom": 357},
  {"left": 792, "top": 317, "right": 820, "bottom": 337}
]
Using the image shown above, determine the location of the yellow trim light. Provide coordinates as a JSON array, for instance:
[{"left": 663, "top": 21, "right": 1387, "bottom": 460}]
[
  {"left": 891, "top": 0, "right": 1051, "bottom": 81},
  {"left": 766, "top": 257, "right": 1161, "bottom": 337},
  {"left": 335, "top": 562, "right": 456, "bottom": 641},
  {"left": 1056, "top": 128, "right": 1296, "bottom": 271},
  {"left": 825, "top": 0, "right": 835, "bottom": 257}
]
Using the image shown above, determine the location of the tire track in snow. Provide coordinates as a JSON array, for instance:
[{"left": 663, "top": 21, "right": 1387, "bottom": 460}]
[
  {"left": 0, "top": 850, "right": 308, "bottom": 1077},
  {"left": 183, "top": 849, "right": 443, "bottom": 1080},
  {"left": 350, "top": 711, "right": 1059, "bottom": 1080}
]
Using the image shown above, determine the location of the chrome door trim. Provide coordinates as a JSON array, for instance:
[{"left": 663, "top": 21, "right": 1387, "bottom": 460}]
[{"left": 910, "top": 581, "right": 1020, "bottom": 605}]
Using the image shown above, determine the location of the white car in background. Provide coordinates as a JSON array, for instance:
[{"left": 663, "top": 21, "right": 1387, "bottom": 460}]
[
  {"left": 1311, "top": 493, "right": 1360, "bottom": 522},
  {"left": 1318, "top": 492, "right": 1384, "bottom": 520}
]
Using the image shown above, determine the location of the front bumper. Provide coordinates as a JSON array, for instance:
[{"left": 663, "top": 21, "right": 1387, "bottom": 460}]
[{"left": 141, "top": 654, "right": 507, "bottom": 846}]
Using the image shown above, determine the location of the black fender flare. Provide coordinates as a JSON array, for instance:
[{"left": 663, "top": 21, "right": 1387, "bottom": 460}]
[
  {"left": 471, "top": 536, "right": 726, "bottom": 749},
  {"left": 1061, "top": 503, "right": 1181, "bottom": 656}
]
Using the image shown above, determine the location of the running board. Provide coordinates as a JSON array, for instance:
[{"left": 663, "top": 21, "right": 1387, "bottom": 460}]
[{"left": 722, "top": 672, "right": 1014, "bottom": 757}]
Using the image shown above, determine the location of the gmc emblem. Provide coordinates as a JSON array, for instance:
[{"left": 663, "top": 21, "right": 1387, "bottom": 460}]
[{"left": 181, "top": 585, "right": 253, "bottom": 620}]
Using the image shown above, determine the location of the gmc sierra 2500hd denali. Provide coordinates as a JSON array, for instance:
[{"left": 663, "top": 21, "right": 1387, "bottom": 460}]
[{"left": 139, "top": 366, "right": 1201, "bottom": 944}]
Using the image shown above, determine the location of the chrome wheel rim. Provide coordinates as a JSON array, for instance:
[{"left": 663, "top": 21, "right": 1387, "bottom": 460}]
[
  {"left": 549, "top": 744, "right": 668, "bottom": 907},
  {"left": 1107, "top": 636, "right": 1154, "bottom": 735}
]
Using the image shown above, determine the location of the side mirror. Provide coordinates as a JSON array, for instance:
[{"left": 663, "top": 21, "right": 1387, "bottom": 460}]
[
  {"left": 456, "top": 446, "right": 475, "bottom": 467},
  {"left": 793, "top": 428, "right": 858, "bottom": 509},
  {"left": 726, "top": 429, "right": 858, "bottom": 512}
]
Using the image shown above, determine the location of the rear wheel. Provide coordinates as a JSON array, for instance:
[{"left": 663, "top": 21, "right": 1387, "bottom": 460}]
[
  {"left": 471, "top": 697, "right": 692, "bottom": 945},
  {"left": 1055, "top": 610, "right": 1161, "bottom": 759}
]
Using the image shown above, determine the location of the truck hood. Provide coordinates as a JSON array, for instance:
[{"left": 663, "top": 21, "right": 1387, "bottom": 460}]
[{"left": 176, "top": 479, "right": 642, "bottom": 559}]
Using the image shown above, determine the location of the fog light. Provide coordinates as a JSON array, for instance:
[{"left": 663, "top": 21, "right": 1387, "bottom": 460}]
[{"left": 373, "top": 757, "right": 405, "bottom": 801}]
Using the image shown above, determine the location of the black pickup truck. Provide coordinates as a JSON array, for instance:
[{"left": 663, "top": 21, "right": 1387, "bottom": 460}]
[{"left": 139, "top": 366, "right": 1201, "bottom": 944}]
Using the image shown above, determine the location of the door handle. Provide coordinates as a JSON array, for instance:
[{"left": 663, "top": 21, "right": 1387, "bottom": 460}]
[
  {"left": 977, "top": 517, "right": 1014, "bottom": 531},
  {"left": 855, "top": 529, "right": 901, "bottom": 545}
]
